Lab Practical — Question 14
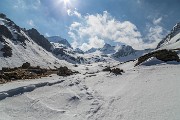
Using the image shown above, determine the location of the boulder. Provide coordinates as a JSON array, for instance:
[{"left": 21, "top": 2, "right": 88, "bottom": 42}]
[{"left": 57, "top": 66, "right": 74, "bottom": 76}]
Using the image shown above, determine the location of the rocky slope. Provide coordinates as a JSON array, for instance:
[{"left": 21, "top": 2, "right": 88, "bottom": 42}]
[
  {"left": 157, "top": 22, "right": 180, "bottom": 49},
  {"left": 27, "top": 28, "right": 53, "bottom": 52},
  {"left": 0, "top": 13, "right": 69, "bottom": 69},
  {"left": 47, "top": 36, "right": 86, "bottom": 64}
]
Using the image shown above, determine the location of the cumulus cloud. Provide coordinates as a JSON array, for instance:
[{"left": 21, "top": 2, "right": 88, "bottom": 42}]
[
  {"left": 79, "top": 36, "right": 105, "bottom": 51},
  {"left": 69, "top": 11, "right": 146, "bottom": 51},
  {"left": 144, "top": 17, "right": 167, "bottom": 48},
  {"left": 67, "top": 9, "right": 82, "bottom": 18},
  {"left": 89, "top": 36, "right": 105, "bottom": 48}
]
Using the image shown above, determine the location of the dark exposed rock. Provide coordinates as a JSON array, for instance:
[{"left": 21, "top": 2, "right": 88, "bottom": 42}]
[
  {"left": 0, "top": 65, "right": 57, "bottom": 84},
  {"left": 0, "top": 35, "right": 5, "bottom": 42},
  {"left": 27, "top": 28, "right": 52, "bottom": 52},
  {"left": 22, "top": 62, "right": 31, "bottom": 69},
  {"left": 57, "top": 66, "right": 73, "bottom": 76},
  {"left": 0, "top": 13, "right": 6, "bottom": 18},
  {"left": 135, "top": 49, "right": 180, "bottom": 66},
  {"left": 103, "top": 66, "right": 124, "bottom": 75},
  {"left": 16, "top": 34, "right": 26, "bottom": 43},
  {"left": 0, "top": 44, "right": 12, "bottom": 57},
  {"left": 53, "top": 48, "right": 65, "bottom": 56},
  {"left": 69, "top": 96, "right": 79, "bottom": 101},
  {"left": 111, "top": 68, "right": 124, "bottom": 75},
  {"left": 57, "top": 66, "right": 79, "bottom": 76},
  {"left": 0, "top": 25, "right": 13, "bottom": 39},
  {"left": 102, "top": 66, "right": 111, "bottom": 72}
]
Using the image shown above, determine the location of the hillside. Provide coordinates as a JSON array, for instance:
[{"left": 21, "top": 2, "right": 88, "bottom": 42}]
[{"left": 0, "top": 13, "right": 69, "bottom": 69}]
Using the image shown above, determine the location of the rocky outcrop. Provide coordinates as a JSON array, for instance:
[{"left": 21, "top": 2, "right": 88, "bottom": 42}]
[
  {"left": 0, "top": 44, "right": 12, "bottom": 57},
  {"left": 27, "top": 28, "right": 52, "bottom": 52},
  {"left": 57, "top": 66, "right": 78, "bottom": 76},
  {"left": 135, "top": 49, "right": 180, "bottom": 66},
  {"left": 0, "top": 25, "right": 13, "bottom": 39}
]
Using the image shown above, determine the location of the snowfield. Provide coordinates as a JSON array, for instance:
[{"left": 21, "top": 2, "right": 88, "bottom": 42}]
[{"left": 0, "top": 61, "right": 180, "bottom": 120}]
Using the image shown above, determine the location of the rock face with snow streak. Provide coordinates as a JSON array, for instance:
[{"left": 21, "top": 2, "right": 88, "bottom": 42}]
[
  {"left": 47, "top": 36, "right": 72, "bottom": 48},
  {"left": 100, "top": 43, "right": 116, "bottom": 54},
  {"left": 113, "top": 45, "right": 136, "bottom": 58},
  {"left": 0, "top": 13, "right": 69, "bottom": 69},
  {"left": 46, "top": 36, "right": 86, "bottom": 64},
  {"left": 157, "top": 22, "right": 180, "bottom": 49},
  {"left": 27, "top": 28, "right": 53, "bottom": 52}
]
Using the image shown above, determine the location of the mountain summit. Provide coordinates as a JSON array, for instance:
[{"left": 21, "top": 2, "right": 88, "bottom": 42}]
[
  {"left": 47, "top": 36, "right": 72, "bottom": 48},
  {"left": 157, "top": 22, "right": 180, "bottom": 49}
]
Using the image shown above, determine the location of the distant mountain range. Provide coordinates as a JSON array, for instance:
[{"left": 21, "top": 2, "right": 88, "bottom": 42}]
[{"left": 0, "top": 13, "right": 179, "bottom": 69}]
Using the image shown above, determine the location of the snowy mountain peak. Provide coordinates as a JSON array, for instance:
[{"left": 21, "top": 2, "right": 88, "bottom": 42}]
[
  {"left": 47, "top": 36, "right": 72, "bottom": 48},
  {"left": 113, "top": 45, "right": 136, "bottom": 58},
  {"left": 172, "top": 22, "right": 180, "bottom": 34},
  {"left": 100, "top": 43, "right": 115, "bottom": 54},
  {"left": 85, "top": 47, "right": 98, "bottom": 53},
  {"left": 75, "top": 48, "right": 84, "bottom": 54},
  {"left": 157, "top": 22, "right": 180, "bottom": 49},
  {"left": 27, "top": 28, "right": 52, "bottom": 52}
]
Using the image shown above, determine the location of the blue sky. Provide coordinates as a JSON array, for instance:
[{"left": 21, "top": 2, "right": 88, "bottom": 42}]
[{"left": 0, "top": 0, "right": 180, "bottom": 51}]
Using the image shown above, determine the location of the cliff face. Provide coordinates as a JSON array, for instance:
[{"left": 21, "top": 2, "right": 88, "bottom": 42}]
[{"left": 27, "top": 28, "right": 53, "bottom": 52}]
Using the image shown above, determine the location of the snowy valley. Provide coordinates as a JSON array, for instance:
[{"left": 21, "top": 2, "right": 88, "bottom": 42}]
[{"left": 0, "top": 13, "right": 180, "bottom": 120}]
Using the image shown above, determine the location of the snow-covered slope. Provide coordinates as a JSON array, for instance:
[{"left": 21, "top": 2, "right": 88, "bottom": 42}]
[
  {"left": 158, "top": 32, "right": 180, "bottom": 50},
  {"left": 0, "top": 60, "right": 179, "bottom": 120},
  {"left": 50, "top": 41, "right": 86, "bottom": 64},
  {"left": 157, "top": 22, "right": 180, "bottom": 50},
  {"left": 0, "top": 13, "right": 70, "bottom": 69},
  {"left": 47, "top": 36, "right": 72, "bottom": 48}
]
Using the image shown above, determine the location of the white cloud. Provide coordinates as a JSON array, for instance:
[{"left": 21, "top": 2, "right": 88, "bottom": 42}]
[
  {"left": 71, "top": 40, "right": 79, "bottom": 48},
  {"left": 80, "top": 43, "right": 92, "bottom": 51},
  {"left": 70, "top": 22, "right": 81, "bottom": 28},
  {"left": 67, "top": 9, "right": 81, "bottom": 18},
  {"left": 153, "top": 17, "right": 162, "bottom": 25},
  {"left": 69, "top": 11, "right": 145, "bottom": 51},
  {"left": 143, "top": 17, "right": 167, "bottom": 48},
  {"left": 88, "top": 36, "right": 105, "bottom": 48},
  {"left": 145, "top": 24, "right": 165, "bottom": 48},
  {"left": 27, "top": 20, "right": 35, "bottom": 27}
]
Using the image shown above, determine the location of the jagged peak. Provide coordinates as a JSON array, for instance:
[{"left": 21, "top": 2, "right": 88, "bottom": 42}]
[
  {"left": 47, "top": 36, "right": 72, "bottom": 48},
  {"left": 157, "top": 22, "right": 180, "bottom": 49}
]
